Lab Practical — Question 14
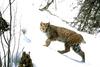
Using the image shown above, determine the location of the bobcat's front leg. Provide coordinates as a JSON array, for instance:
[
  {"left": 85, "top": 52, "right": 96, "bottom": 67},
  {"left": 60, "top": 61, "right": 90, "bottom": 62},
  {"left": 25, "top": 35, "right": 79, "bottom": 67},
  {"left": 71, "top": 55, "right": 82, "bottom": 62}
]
[{"left": 44, "top": 39, "right": 51, "bottom": 47}]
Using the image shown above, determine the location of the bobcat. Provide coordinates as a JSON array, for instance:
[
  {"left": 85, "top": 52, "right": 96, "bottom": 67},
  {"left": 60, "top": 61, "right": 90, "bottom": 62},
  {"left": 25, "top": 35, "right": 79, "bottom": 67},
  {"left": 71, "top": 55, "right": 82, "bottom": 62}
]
[{"left": 40, "top": 22, "right": 86, "bottom": 62}]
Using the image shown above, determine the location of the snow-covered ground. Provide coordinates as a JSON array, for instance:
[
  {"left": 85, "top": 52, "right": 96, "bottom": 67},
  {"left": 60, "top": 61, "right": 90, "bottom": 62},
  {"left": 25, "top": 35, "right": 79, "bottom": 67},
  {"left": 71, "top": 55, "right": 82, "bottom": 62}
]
[{"left": 0, "top": 0, "right": 100, "bottom": 67}]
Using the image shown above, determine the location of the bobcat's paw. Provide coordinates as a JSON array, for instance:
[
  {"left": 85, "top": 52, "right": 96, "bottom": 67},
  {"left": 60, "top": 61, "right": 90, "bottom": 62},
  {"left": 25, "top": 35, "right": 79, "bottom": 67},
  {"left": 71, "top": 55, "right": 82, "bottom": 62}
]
[
  {"left": 58, "top": 50, "right": 65, "bottom": 54},
  {"left": 43, "top": 45, "right": 48, "bottom": 47}
]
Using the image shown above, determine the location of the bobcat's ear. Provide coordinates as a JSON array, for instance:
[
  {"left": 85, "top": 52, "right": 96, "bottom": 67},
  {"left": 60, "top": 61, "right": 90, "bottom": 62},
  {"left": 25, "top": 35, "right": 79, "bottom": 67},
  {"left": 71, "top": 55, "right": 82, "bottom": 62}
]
[
  {"left": 40, "top": 21, "right": 43, "bottom": 25},
  {"left": 48, "top": 22, "right": 50, "bottom": 25}
]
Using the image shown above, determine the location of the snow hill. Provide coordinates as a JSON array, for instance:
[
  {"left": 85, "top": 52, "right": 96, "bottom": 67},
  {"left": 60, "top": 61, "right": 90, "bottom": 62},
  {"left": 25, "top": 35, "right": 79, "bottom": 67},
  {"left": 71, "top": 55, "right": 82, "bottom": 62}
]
[
  {"left": 0, "top": 0, "right": 100, "bottom": 67},
  {"left": 20, "top": 8, "right": 100, "bottom": 67},
  {"left": 20, "top": 15, "right": 100, "bottom": 67}
]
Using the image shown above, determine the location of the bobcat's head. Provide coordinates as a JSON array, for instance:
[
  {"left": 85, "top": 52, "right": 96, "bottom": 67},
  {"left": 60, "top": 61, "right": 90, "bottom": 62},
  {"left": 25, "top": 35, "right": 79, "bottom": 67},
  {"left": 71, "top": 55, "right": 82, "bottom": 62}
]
[{"left": 40, "top": 22, "right": 50, "bottom": 32}]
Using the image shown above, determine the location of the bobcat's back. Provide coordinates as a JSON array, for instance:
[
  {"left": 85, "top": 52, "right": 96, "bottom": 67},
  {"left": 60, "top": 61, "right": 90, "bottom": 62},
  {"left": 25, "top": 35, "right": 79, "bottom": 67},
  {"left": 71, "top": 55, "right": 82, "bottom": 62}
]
[{"left": 40, "top": 22, "right": 86, "bottom": 45}]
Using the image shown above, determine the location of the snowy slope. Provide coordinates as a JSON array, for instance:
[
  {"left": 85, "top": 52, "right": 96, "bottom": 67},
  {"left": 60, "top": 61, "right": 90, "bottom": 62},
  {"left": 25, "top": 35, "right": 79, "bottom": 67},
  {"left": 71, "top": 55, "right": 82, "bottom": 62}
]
[
  {"left": 20, "top": 17, "right": 100, "bottom": 67},
  {"left": 20, "top": 23, "right": 100, "bottom": 67},
  {"left": 1, "top": 0, "right": 100, "bottom": 67},
  {"left": 20, "top": 0, "right": 100, "bottom": 67}
]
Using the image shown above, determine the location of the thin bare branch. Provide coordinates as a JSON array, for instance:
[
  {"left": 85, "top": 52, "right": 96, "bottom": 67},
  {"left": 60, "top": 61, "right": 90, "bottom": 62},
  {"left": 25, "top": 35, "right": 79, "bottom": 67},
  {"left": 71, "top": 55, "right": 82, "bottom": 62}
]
[
  {"left": 39, "top": 0, "right": 54, "bottom": 11},
  {"left": 1, "top": 36, "right": 6, "bottom": 67},
  {"left": 15, "top": 22, "right": 21, "bottom": 66},
  {"left": 0, "top": 53, "right": 2, "bottom": 67},
  {"left": 2, "top": 0, "right": 16, "bottom": 14},
  {"left": 43, "top": 9, "right": 69, "bottom": 23},
  {"left": 2, "top": 32, "right": 9, "bottom": 45},
  {"left": 8, "top": 0, "right": 12, "bottom": 66},
  {"left": 11, "top": 4, "right": 17, "bottom": 63}
]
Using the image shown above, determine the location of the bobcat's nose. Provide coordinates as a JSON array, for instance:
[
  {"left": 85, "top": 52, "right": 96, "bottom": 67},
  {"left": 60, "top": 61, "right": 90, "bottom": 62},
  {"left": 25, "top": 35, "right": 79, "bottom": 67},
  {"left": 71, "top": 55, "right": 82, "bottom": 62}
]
[
  {"left": 40, "top": 28, "right": 46, "bottom": 32},
  {"left": 40, "top": 28, "right": 43, "bottom": 31}
]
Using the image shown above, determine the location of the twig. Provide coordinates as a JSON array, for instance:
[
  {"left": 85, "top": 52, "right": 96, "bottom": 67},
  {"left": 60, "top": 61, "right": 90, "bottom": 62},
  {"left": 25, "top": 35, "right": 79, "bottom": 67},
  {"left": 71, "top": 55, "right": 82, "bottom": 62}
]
[
  {"left": 1, "top": 36, "right": 6, "bottom": 67},
  {"left": 15, "top": 22, "right": 21, "bottom": 67},
  {"left": 55, "top": 0, "right": 57, "bottom": 10},
  {"left": 2, "top": 32, "right": 9, "bottom": 45},
  {"left": 39, "top": 0, "right": 69, "bottom": 24},
  {"left": 11, "top": 4, "right": 17, "bottom": 64},
  {"left": 0, "top": 53, "right": 2, "bottom": 67},
  {"left": 39, "top": 0, "right": 54, "bottom": 11},
  {"left": 8, "top": 0, "right": 12, "bottom": 67},
  {"left": 44, "top": 9, "right": 69, "bottom": 23},
  {"left": 2, "top": 0, "right": 16, "bottom": 14}
]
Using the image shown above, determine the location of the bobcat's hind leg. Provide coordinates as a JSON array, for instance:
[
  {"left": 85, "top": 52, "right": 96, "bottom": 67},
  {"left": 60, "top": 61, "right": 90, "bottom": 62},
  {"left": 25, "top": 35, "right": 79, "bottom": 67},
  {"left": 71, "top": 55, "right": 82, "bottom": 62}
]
[
  {"left": 58, "top": 43, "right": 70, "bottom": 54},
  {"left": 72, "top": 44, "right": 85, "bottom": 62}
]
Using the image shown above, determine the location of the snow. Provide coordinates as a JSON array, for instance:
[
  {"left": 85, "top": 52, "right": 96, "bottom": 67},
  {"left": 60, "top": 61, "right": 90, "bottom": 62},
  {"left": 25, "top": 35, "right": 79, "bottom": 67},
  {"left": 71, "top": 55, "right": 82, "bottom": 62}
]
[{"left": 0, "top": 0, "right": 100, "bottom": 67}]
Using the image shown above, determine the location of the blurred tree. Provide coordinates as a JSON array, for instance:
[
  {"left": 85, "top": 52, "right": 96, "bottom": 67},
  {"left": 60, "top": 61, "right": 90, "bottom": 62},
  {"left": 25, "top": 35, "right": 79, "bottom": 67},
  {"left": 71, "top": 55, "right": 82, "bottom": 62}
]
[{"left": 71, "top": 0, "right": 100, "bottom": 34}]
